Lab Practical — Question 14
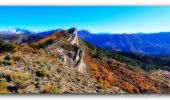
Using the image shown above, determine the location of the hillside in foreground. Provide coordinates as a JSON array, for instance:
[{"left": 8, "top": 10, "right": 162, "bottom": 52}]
[{"left": 0, "top": 28, "right": 169, "bottom": 93}]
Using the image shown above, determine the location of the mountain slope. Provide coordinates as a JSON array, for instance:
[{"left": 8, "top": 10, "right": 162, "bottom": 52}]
[
  {"left": 0, "top": 28, "right": 169, "bottom": 93},
  {"left": 80, "top": 41, "right": 166, "bottom": 93},
  {"left": 78, "top": 30, "right": 170, "bottom": 55},
  {"left": 0, "top": 28, "right": 125, "bottom": 93}
]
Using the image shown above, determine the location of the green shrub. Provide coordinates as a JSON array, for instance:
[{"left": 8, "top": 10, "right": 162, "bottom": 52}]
[
  {"left": 0, "top": 40, "right": 17, "bottom": 53},
  {"left": 3, "top": 60, "right": 14, "bottom": 65},
  {"left": 32, "top": 39, "right": 54, "bottom": 49},
  {"left": 35, "top": 68, "right": 49, "bottom": 77},
  {"left": 8, "top": 60, "right": 14, "bottom": 65}
]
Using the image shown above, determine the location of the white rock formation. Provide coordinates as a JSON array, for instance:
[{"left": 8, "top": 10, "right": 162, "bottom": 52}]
[
  {"left": 68, "top": 28, "right": 79, "bottom": 46},
  {"left": 67, "top": 28, "right": 87, "bottom": 74},
  {"left": 52, "top": 28, "right": 87, "bottom": 75}
]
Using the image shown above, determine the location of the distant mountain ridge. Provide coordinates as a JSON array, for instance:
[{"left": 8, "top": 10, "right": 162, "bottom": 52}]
[
  {"left": 0, "top": 28, "right": 61, "bottom": 43},
  {"left": 78, "top": 30, "right": 170, "bottom": 55},
  {"left": 0, "top": 28, "right": 36, "bottom": 35},
  {"left": 1, "top": 28, "right": 170, "bottom": 55}
]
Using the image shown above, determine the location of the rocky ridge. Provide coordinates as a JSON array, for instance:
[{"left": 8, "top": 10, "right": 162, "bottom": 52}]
[{"left": 0, "top": 28, "right": 124, "bottom": 93}]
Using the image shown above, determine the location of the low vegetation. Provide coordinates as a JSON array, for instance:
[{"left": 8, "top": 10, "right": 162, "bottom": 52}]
[
  {"left": 35, "top": 68, "right": 49, "bottom": 77},
  {"left": 0, "top": 69, "right": 31, "bottom": 93},
  {"left": 32, "top": 39, "right": 54, "bottom": 49},
  {"left": 0, "top": 53, "right": 23, "bottom": 66},
  {"left": 4, "top": 70, "right": 31, "bottom": 88},
  {"left": 0, "top": 40, "right": 17, "bottom": 53},
  {"left": 2, "top": 60, "right": 14, "bottom": 65},
  {"left": 11, "top": 54, "right": 23, "bottom": 61},
  {"left": 83, "top": 41, "right": 161, "bottom": 93},
  {"left": 43, "top": 85, "right": 60, "bottom": 93},
  {"left": 0, "top": 81, "right": 9, "bottom": 93}
]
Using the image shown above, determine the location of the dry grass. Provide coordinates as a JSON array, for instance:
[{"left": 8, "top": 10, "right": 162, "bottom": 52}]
[
  {"left": 35, "top": 68, "right": 49, "bottom": 77},
  {"left": 43, "top": 85, "right": 60, "bottom": 93},
  {"left": 0, "top": 52, "right": 24, "bottom": 65},
  {"left": 1, "top": 70, "right": 31, "bottom": 88},
  {"left": 0, "top": 81, "right": 9, "bottom": 93},
  {"left": 10, "top": 52, "right": 24, "bottom": 61},
  {"left": 0, "top": 59, "right": 3, "bottom": 65}
]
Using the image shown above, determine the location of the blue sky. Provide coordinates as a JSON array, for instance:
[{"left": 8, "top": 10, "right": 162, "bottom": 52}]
[{"left": 0, "top": 6, "right": 170, "bottom": 33}]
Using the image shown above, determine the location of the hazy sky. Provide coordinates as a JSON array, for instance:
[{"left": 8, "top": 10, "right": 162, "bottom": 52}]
[{"left": 0, "top": 6, "right": 170, "bottom": 33}]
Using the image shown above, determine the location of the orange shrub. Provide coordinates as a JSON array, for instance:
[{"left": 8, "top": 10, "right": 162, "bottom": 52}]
[
  {"left": 18, "top": 44, "right": 34, "bottom": 53},
  {"left": 85, "top": 49, "right": 161, "bottom": 93}
]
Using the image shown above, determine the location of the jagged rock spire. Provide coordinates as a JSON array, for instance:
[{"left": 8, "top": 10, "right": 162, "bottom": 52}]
[
  {"left": 68, "top": 27, "right": 77, "bottom": 34},
  {"left": 67, "top": 27, "right": 79, "bottom": 46}
]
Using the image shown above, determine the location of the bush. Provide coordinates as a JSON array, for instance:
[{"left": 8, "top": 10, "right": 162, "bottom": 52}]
[
  {"left": 4, "top": 55, "right": 11, "bottom": 60},
  {"left": 0, "top": 40, "right": 17, "bottom": 53},
  {"left": 33, "top": 39, "right": 54, "bottom": 49},
  {"left": 43, "top": 85, "right": 60, "bottom": 93},
  {"left": 0, "top": 59, "right": 3, "bottom": 65},
  {"left": 8, "top": 60, "right": 14, "bottom": 65},
  {"left": 35, "top": 68, "right": 49, "bottom": 77},
  {"left": 3, "top": 71, "right": 30, "bottom": 88},
  {"left": 3, "top": 60, "right": 14, "bottom": 65},
  {"left": 2, "top": 55, "right": 15, "bottom": 65},
  {"left": 11, "top": 55, "right": 23, "bottom": 61},
  {"left": 95, "top": 80, "right": 112, "bottom": 90},
  {"left": 0, "top": 81, "right": 9, "bottom": 93}
]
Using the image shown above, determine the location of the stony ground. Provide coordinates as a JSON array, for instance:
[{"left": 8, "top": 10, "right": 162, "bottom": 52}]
[{"left": 0, "top": 50, "right": 124, "bottom": 93}]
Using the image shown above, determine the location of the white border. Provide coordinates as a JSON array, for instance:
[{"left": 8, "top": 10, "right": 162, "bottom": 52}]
[
  {"left": 0, "top": 0, "right": 170, "bottom": 100},
  {"left": 0, "top": 94, "right": 169, "bottom": 100}
]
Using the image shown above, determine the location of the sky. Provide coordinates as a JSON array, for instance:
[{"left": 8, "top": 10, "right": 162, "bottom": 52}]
[{"left": 0, "top": 6, "right": 170, "bottom": 33}]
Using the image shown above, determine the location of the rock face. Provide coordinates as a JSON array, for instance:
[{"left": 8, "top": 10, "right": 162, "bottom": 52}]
[
  {"left": 59, "top": 28, "right": 87, "bottom": 74},
  {"left": 68, "top": 28, "right": 79, "bottom": 46},
  {"left": 42, "top": 28, "right": 87, "bottom": 74},
  {"left": 76, "top": 48, "right": 87, "bottom": 75}
]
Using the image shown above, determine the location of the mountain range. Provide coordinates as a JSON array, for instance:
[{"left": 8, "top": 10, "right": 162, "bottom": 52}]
[
  {"left": 0, "top": 28, "right": 169, "bottom": 93},
  {"left": 2, "top": 28, "right": 170, "bottom": 55},
  {"left": 78, "top": 30, "right": 170, "bottom": 55}
]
